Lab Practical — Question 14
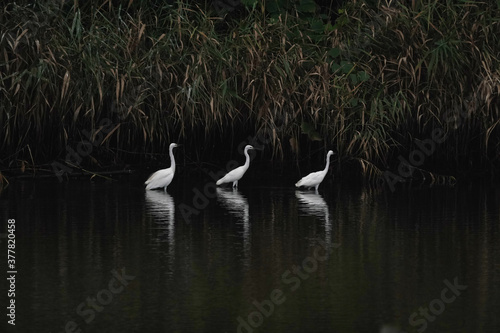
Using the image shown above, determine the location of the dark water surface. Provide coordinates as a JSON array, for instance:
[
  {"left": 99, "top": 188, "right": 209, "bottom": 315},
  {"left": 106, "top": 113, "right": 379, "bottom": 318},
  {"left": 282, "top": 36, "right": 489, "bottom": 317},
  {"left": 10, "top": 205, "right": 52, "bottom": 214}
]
[{"left": 1, "top": 175, "right": 499, "bottom": 333}]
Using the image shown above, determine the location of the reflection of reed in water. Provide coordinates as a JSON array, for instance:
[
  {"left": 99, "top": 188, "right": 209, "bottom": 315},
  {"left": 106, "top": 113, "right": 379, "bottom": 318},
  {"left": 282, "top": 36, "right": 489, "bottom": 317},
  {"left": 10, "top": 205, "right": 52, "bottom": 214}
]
[
  {"left": 145, "top": 191, "right": 175, "bottom": 271},
  {"left": 296, "top": 191, "right": 331, "bottom": 244},
  {"left": 216, "top": 188, "right": 250, "bottom": 265}
]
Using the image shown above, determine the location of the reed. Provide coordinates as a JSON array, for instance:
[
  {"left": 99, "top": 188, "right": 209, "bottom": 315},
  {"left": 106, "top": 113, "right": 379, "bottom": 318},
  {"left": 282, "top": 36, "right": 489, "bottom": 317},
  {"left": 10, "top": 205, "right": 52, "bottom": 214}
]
[{"left": 0, "top": 0, "right": 499, "bottom": 181}]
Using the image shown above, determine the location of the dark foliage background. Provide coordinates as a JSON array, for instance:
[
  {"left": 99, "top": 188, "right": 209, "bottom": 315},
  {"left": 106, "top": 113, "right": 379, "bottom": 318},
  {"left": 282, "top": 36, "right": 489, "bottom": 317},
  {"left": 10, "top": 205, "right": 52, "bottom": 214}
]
[{"left": 0, "top": 0, "right": 499, "bottom": 184}]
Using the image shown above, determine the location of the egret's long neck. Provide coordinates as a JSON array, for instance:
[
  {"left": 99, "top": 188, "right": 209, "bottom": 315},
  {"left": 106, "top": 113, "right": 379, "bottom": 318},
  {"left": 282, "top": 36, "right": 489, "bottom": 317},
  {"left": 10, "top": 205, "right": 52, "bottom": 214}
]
[
  {"left": 323, "top": 154, "right": 331, "bottom": 174},
  {"left": 243, "top": 148, "right": 251, "bottom": 169},
  {"left": 169, "top": 146, "right": 176, "bottom": 171}
]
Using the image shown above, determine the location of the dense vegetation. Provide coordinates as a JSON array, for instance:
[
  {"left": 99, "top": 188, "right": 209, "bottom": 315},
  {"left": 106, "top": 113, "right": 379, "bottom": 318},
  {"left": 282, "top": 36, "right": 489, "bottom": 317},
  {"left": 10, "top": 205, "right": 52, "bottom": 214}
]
[{"left": 1, "top": 0, "right": 499, "bottom": 185}]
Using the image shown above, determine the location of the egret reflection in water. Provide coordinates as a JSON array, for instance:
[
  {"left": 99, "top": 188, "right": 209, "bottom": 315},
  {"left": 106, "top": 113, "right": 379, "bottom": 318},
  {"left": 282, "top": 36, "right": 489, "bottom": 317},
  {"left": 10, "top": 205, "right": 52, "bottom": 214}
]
[
  {"left": 145, "top": 190, "right": 175, "bottom": 271},
  {"left": 296, "top": 191, "right": 332, "bottom": 244},
  {"left": 216, "top": 187, "right": 250, "bottom": 264}
]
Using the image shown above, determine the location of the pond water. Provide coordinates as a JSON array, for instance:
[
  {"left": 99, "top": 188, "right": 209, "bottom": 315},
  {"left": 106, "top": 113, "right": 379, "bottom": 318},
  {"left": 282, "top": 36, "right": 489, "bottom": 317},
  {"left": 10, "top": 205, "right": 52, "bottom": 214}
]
[{"left": 1, "top": 174, "right": 499, "bottom": 333}]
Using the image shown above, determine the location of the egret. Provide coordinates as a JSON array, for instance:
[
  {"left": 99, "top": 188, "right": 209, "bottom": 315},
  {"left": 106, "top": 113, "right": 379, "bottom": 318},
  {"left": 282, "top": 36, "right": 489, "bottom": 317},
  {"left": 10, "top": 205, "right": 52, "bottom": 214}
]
[
  {"left": 145, "top": 143, "right": 179, "bottom": 191},
  {"left": 216, "top": 145, "right": 255, "bottom": 188},
  {"left": 295, "top": 150, "right": 335, "bottom": 191}
]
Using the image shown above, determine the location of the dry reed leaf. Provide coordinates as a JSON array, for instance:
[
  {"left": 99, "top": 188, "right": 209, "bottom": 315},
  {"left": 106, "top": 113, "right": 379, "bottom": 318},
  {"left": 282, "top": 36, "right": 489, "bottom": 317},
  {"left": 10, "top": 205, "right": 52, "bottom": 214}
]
[
  {"left": 115, "top": 76, "right": 120, "bottom": 102},
  {"left": 73, "top": 104, "right": 83, "bottom": 123},
  {"left": 101, "top": 123, "right": 121, "bottom": 146},
  {"left": 120, "top": 75, "right": 126, "bottom": 99},
  {"left": 485, "top": 119, "right": 500, "bottom": 150},
  {"left": 97, "top": 81, "right": 103, "bottom": 104},
  {"left": 2, "top": 48, "right": 9, "bottom": 71},
  {"left": 46, "top": 46, "right": 58, "bottom": 66},
  {"left": 13, "top": 29, "right": 28, "bottom": 52},
  {"left": 138, "top": 22, "right": 146, "bottom": 41}
]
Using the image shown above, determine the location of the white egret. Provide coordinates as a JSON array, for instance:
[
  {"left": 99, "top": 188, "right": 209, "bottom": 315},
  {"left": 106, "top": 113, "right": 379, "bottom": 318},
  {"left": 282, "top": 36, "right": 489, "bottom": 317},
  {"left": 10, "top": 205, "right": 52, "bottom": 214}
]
[
  {"left": 145, "top": 143, "right": 179, "bottom": 191},
  {"left": 295, "top": 150, "right": 335, "bottom": 191},
  {"left": 216, "top": 145, "right": 255, "bottom": 188}
]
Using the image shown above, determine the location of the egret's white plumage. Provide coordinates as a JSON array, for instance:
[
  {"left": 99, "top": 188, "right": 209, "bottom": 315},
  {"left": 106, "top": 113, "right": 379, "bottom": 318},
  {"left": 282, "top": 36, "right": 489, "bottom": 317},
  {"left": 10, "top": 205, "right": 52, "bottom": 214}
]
[
  {"left": 295, "top": 150, "right": 334, "bottom": 191},
  {"left": 145, "top": 143, "right": 179, "bottom": 191},
  {"left": 216, "top": 145, "right": 254, "bottom": 188}
]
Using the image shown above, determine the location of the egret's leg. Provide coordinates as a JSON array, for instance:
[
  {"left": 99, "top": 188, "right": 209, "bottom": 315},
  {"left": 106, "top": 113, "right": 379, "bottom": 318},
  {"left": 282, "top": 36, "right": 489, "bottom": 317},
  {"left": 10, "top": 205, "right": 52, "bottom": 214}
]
[{"left": 315, "top": 184, "right": 319, "bottom": 192}]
